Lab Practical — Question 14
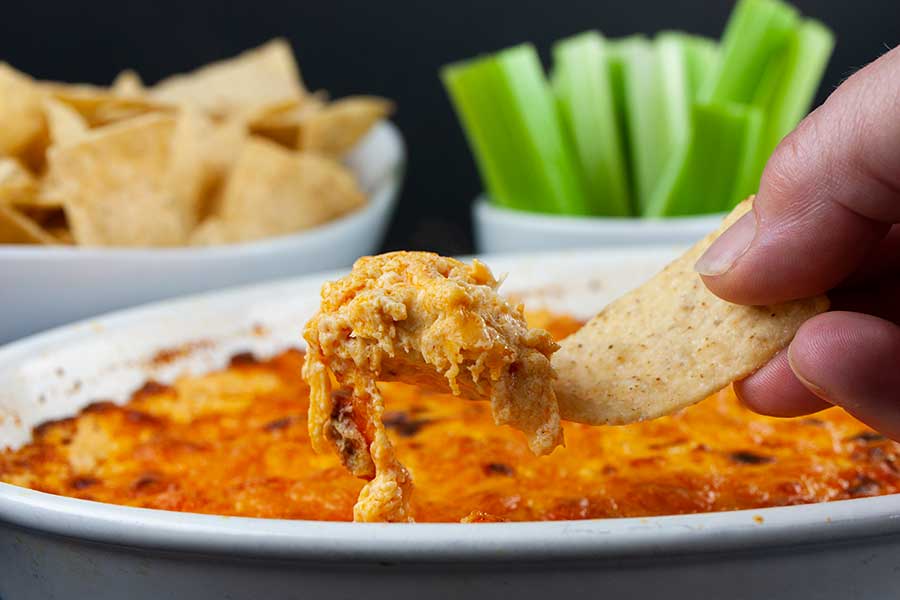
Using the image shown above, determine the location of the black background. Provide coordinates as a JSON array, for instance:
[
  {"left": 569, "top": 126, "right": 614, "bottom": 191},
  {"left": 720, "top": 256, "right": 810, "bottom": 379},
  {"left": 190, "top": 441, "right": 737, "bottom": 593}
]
[{"left": 3, "top": 1, "right": 896, "bottom": 255}]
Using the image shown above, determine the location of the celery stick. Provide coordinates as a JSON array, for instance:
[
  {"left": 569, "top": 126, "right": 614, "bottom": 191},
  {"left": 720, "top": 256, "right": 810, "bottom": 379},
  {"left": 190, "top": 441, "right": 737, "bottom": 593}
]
[
  {"left": 701, "top": 0, "right": 799, "bottom": 105},
  {"left": 646, "top": 102, "right": 763, "bottom": 217},
  {"left": 442, "top": 58, "right": 521, "bottom": 210},
  {"left": 613, "top": 37, "right": 684, "bottom": 215},
  {"left": 441, "top": 45, "right": 588, "bottom": 214},
  {"left": 612, "top": 33, "right": 692, "bottom": 215},
  {"left": 752, "top": 19, "right": 835, "bottom": 181},
  {"left": 654, "top": 32, "right": 693, "bottom": 168},
  {"left": 611, "top": 37, "right": 655, "bottom": 213},
  {"left": 494, "top": 45, "right": 589, "bottom": 215},
  {"left": 607, "top": 37, "right": 639, "bottom": 208},
  {"left": 684, "top": 35, "right": 719, "bottom": 102},
  {"left": 552, "top": 31, "right": 631, "bottom": 217}
]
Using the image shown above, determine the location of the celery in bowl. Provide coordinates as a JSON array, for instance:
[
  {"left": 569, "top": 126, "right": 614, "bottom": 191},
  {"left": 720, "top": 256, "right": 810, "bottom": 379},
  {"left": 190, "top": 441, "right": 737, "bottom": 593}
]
[{"left": 443, "top": 0, "right": 834, "bottom": 252}]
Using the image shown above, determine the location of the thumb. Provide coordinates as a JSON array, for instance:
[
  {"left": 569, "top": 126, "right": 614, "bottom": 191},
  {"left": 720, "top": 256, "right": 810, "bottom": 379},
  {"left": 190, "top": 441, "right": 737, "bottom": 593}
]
[{"left": 696, "top": 45, "right": 900, "bottom": 306}]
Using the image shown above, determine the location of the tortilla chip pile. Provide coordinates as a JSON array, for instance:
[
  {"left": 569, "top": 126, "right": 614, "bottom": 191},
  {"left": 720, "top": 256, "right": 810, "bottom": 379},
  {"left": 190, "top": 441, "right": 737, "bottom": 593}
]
[{"left": 0, "top": 39, "right": 393, "bottom": 247}]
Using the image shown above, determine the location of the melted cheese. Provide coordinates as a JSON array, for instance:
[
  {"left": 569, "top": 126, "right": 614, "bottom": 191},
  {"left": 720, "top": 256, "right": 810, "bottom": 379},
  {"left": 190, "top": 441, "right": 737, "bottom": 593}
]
[
  {"left": 302, "top": 251, "right": 562, "bottom": 521},
  {"left": 2, "top": 315, "right": 898, "bottom": 522}
]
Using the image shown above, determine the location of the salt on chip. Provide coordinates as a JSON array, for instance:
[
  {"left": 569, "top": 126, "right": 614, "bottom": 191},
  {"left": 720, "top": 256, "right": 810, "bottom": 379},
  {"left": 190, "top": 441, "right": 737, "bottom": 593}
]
[
  {"left": 300, "top": 96, "right": 393, "bottom": 157},
  {"left": 46, "top": 113, "right": 191, "bottom": 247},
  {"left": 0, "top": 158, "right": 38, "bottom": 206},
  {"left": 0, "top": 205, "right": 57, "bottom": 244},
  {"left": 217, "top": 138, "right": 365, "bottom": 243},
  {"left": 552, "top": 199, "right": 829, "bottom": 425},
  {"left": 43, "top": 98, "right": 89, "bottom": 147},
  {"left": 150, "top": 39, "right": 305, "bottom": 120},
  {"left": 0, "top": 64, "right": 46, "bottom": 157}
]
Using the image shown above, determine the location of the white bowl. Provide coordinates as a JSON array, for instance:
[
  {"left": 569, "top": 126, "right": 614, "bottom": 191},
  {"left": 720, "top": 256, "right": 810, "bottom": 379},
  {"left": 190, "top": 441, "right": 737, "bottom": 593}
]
[
  {"left": 473, "top": 197, "right": 724, "bottom": 254},
  {"left": 0, "top": 121, "right": 405, "bottom": 344},
  {"left": 2, "top": 248, "right": 899, "bottom": 600}
]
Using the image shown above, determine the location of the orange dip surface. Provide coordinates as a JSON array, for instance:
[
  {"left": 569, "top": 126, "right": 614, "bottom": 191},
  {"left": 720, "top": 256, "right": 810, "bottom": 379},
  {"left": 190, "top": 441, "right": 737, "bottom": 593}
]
[{"left": 1, "top": 313, "right": 898, "bottom": 522}]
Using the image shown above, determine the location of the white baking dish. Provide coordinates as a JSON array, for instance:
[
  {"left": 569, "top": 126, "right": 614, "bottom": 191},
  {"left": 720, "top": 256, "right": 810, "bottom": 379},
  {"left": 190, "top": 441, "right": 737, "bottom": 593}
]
[{"left": 2, "top": 249, "right": 899, "bottom": 600}]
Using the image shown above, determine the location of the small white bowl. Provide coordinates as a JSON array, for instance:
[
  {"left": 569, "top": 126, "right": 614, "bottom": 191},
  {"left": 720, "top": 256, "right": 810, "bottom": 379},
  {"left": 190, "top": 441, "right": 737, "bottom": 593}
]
[
  {"left": 0, "top": 121, "right": 405, "bottom": 344},
  {"left": 473, "top": 197, "right": 723, "bottom": 254}
]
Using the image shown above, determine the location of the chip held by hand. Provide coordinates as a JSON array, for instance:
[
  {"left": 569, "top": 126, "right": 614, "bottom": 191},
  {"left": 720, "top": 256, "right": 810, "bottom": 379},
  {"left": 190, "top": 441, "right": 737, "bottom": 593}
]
[{"left": 552, "top": 199, "right": 829, "bottom": 425}]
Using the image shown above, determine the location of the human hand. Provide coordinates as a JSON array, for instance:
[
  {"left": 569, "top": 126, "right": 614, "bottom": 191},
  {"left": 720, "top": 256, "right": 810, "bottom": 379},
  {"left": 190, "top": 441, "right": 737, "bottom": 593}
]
[{"left": 694, "top": 45, "right": 900, "bottom": 438}]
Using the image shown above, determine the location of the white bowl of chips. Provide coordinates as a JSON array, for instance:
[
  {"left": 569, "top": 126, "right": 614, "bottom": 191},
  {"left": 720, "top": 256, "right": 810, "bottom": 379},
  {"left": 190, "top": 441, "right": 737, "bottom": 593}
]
[
  {"left": 0, "top": 40, "right": 404, "bottom": 343},
  {"left": 0, "top": 120, "right": 403, "bottom": 344}
]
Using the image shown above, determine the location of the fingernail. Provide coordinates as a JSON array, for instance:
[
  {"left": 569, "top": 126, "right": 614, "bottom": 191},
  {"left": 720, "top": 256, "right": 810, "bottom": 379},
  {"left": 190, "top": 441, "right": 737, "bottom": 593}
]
[{"left": 694, "top": 210, "right": 757, "bottom": 276}]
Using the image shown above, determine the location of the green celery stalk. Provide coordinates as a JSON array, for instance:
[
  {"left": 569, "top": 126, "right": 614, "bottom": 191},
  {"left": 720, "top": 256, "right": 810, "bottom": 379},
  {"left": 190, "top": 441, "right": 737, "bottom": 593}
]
[
  {"left": 552, "top": 31, "right": 631, "bottom": 217},
  {"left": 611, "top": 37, "right": 656, "bottom": 213},
  {"left": 441, "top": 45, "right": 588, "bottom": 214},
  {"left": 701, "top": 0, "right": 799, "bottom": 104},
  {"left": 613, "top": 35, "right": 692, "bottom": 215},
  {"left": 684, "top": 35, "right": 720, "bottom": 102},
  {"left": 654, "top": 32, "right": 693, "bottom": 170},
  {"left": 494, "top": 44, "right": 588, "bottom": 214},
  {"left": 442, "top": 57, "right": 521, "bottom": 210},
  {"left": 738, "top": 18, "right": 835, "bottom": 196},
  {"left": 646, "top": 102, "right": 763, "bottom": 217},
  {"left": 607, "top": 36, "right": 640, "bottom": 208},
  {"left": 650, "top": 0, "right": 809, "bottom": 216}
]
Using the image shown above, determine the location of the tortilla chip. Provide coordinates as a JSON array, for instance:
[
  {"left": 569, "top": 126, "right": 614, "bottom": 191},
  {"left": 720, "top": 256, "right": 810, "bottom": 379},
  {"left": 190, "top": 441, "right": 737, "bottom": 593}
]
[
  {"left": 0, "top": 64, "right": 46, "bottom": 157},
  {"left": 15, "top": 205, "right": 70, "bottom": 244},
  {"left": 166, "top": 108, "right": 246, "bottom": 225},
  {"left": 0, "top": 205, "right": 57, "bottom": 244},
  {"left": 552, "top": 199, "right": 829, "bottom": 425},
  {"left": 47, "top": 225, "right": 74, "bottom": 244},
  {"left": 188, "top": 217, "right": 229, "bottom": 246},
  {"left": 300, "top": 96, "right": 392, "bottom": 157},
  {"left": 150, "top": 39, "right": 305, "bottom": 119},
  {"left": 28, "top": 181, "right": 66, "bottom": 209},
  {"left": 249, "top": 95, "right": 325, "bottom": 148},
  {"left": 111, "top": 69, "right": 144, "bottom": 97},
  {"left": 247, "top": 97, "right": 308, "bottom": 125},
  {"left": 45, "top": 113, "right": 191, "bottom": 247},
  {"left": 45, "top": 82, "right": 168, "bottom": 127},
  {"left": 43, "top": 98, "right": 89, "bottom": 147},
  {"left": 0, "top": 158, "right": 38, "bottom": 205},
  {"left": 217, "top": 138, "right": 365, "bottom": 242}
]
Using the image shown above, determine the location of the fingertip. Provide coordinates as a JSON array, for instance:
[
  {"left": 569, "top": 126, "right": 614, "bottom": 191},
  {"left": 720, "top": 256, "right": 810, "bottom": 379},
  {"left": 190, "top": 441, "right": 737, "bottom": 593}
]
[
  {"left": 694, "top": 210, "right": 757, "bottom": 278},
  {"left": 701, "top": 200, "right": 887, "bottom": 306},
  {"left": 787, "top": 311, "right": 900, "bottom": 440},
  {"left": 788, "top": 312, "right": 900, "bottom": 407},
  {"left": 734, "top": 351, "right": 831, "bottom": 418}
]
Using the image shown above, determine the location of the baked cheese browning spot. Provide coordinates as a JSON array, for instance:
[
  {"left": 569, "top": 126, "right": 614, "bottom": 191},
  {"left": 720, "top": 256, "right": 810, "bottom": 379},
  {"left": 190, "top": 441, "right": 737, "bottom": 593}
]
[
  {"left": 302, "top": 251, "right": 563, "bottom": 522},
  {"left": 6, "top": 326, "right": 900, "bottom": 522},
  {"left": 553, "top": 198, "right": 830, "bottom": 425}
]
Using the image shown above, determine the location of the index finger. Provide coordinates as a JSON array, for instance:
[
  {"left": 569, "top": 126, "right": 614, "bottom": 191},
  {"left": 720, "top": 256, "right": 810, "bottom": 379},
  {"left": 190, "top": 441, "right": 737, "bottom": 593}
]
[{"left": 695, "top": 45, "right": 900, "bottom": 306}]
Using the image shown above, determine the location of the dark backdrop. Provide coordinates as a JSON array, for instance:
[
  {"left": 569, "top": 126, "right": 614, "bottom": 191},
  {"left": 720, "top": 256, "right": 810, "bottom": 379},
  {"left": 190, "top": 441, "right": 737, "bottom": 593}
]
[{"left": 3, "top": 1, "right": 896, "bottom": 255}]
